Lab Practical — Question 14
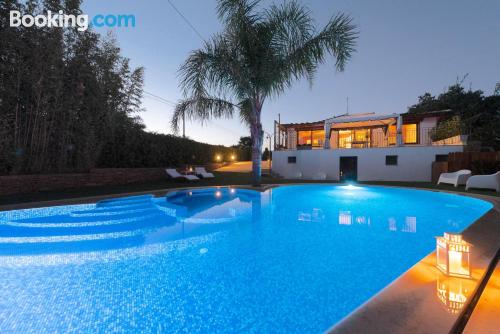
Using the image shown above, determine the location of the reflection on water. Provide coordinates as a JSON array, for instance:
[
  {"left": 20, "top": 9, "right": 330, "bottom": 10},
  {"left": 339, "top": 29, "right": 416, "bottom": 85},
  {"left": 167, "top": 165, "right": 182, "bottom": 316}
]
[
  {"left": 339, "top": 211, "right": 352, "bottom": 225},
  {"left": 0, "top": 189, "right": 261, "bottom": 259},
  {"left": 0, "top": 185, "right": 493, "bottom": 334},
  {"left": 388, "top": 216, "right": 417, "bottom": 233},
  {"left": 298, "top": 209, "right": 325, "bottom": 222},
  {"left": 403, "top": 217, "right": 417, "bottom": 233}
]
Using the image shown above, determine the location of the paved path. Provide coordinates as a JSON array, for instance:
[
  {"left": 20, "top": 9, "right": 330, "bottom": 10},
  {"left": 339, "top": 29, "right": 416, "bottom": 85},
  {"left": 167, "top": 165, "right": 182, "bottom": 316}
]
[
  {"left": 464, "top": 261, "right": 500, "bottom": 334},
  {"left": 216, "top": 161, "right": 270, "bottom": 173}
]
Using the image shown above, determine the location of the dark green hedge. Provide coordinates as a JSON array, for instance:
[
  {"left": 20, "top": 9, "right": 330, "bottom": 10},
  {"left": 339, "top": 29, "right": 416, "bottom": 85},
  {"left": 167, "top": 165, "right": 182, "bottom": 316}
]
[{"left": 97, "top": 129, "right": 243, "bottom": 168}]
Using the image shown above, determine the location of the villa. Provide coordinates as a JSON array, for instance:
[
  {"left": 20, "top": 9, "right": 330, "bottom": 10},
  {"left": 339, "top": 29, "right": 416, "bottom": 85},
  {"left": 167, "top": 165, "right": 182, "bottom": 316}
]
[{"left": 272, "top": 110, "right": 467, "bottom": 182}]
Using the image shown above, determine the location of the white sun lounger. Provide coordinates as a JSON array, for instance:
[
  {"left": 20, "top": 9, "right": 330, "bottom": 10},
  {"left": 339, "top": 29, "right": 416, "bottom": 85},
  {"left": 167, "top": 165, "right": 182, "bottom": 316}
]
[
  {"left": 465, "top": 171, "right": 500, "bottom": 192},
  {"left": 194, "top": 167, "right": 215, "bottom": 178},
  {"left": 166, "top": 169, "right": 200, "bottom": 181},
  {"left": 312, "top": 172, "right": 327, "bottom": 180},
  {"left": 437, "top": 169, "right": 471, "bottom": 187}
]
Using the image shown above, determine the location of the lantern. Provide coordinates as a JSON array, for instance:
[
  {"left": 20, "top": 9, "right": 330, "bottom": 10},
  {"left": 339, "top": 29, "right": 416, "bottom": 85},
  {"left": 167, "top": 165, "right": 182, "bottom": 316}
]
[{"left": 436, "top": 232, "right": 472, "bottom": 278}]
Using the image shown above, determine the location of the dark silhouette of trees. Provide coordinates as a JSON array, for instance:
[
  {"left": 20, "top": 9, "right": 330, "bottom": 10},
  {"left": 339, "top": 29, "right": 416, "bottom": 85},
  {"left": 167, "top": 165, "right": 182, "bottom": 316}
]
[
  {"left": 408, "top": 84, "right": 500, "bottom": 150},
  {"left": 0, "top": 0, "right": 237, "bottom": 175}
]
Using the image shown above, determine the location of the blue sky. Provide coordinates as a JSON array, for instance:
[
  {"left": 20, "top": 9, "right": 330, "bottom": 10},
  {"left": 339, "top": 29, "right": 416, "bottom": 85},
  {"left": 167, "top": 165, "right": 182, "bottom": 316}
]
[{"left": 83, "top": 0, "right": 500, "bottom": 146}]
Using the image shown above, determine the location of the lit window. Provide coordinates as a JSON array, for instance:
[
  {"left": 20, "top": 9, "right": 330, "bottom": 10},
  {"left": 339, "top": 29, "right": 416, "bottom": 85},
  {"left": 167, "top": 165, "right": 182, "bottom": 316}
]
[
  {"left": 338, "top": 130, "right": 352, "bottom": 148},
  {"left": 297, "top": 131, "right": 311, "bottom": 146},
  {"left": 403, "top": 124, "right": 417, "bottom": 144},
  {"left": 388, "top": 125, "right": 397, "bottom": 145},
  {"left": 297, "top": 129, "right": 325, "bottom": 147},
  {"left": 311, "top": 130, "right": 325, "bottom": 147}
]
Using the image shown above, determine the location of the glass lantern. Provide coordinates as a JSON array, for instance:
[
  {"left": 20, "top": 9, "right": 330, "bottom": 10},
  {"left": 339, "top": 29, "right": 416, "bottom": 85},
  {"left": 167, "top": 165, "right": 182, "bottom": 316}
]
[{"left": 436, "top": 232, "right": 472, "bottom": 278}]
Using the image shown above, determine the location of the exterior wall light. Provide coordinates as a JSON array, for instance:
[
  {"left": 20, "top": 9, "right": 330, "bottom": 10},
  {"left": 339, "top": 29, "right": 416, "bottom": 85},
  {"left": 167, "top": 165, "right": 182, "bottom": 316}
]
[
  {"left": 436, "top": 232, "right": 472, "bottom": 278},
  {"left": 216, "top": 155, "right": 222, "bottom": 162}
]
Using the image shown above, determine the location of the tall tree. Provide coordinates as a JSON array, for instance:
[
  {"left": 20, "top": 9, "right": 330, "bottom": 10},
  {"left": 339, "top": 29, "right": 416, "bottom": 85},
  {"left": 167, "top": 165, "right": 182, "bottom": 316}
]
[
  {"left": 172, "top": 0, "right": 357, "bottom": 185},
  {"left": 408, "top": 83, "right": 500, "bottom": 150}
]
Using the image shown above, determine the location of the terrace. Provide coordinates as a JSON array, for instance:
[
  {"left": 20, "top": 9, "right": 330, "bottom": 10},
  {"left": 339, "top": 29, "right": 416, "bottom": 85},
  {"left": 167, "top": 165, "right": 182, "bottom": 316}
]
[{"left": 274, "top": 110, "right": 467, "bottom": 151}]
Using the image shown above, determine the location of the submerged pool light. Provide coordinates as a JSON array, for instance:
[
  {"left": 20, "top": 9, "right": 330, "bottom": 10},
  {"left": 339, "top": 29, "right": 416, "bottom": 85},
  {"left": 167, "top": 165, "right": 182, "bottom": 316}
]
[{"left": 339, "top": 183, "right": 361, "bottom": 191}]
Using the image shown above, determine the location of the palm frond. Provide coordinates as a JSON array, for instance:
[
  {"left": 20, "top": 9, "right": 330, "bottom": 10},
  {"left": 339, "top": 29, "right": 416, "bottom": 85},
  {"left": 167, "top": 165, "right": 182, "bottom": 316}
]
[
  {"left": 171, "top": 96, "right": 237, "bottom": 133},
  {"left": 179, "top": 33, "right": 251, "bottom": 99},
  {"left": 217, "top": 0, "right": 261, "bottom": 27},
  {"left": 261, "top": 8, "right": 357, "bottom": 97},
  {"left": 287, "top": 13, "right": 357, "bottom": 73},
  {"left": 238, "top": 99, "right": 253, "bottom": 126}
]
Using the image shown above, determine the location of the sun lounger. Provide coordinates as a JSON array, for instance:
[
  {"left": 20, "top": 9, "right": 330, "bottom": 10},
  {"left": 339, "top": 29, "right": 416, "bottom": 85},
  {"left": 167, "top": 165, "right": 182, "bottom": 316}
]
[
  {"left": 194, "top": 167, "right": 215, "bottom": 178},
  {"left": 465, "top": 171, "right": 500, "bottom": 192},
  {"left": 166, "top": 168, "right": 200, "bottom": 181},
  {"left": 437, "top": 169, "right": 471, "bottom": 187},
  {"left": 312, "top": 172, "right": 327, "bottom": 180}
]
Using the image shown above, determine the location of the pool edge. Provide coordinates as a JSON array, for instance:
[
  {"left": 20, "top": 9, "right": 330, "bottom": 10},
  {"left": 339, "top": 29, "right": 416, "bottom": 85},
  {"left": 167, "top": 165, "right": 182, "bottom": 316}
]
[
  {"left": 326, "top": 193, "right": 500, "bottom": 334},
  {"left": 1, "top": 183, "right": 499, "bottom": 334}
]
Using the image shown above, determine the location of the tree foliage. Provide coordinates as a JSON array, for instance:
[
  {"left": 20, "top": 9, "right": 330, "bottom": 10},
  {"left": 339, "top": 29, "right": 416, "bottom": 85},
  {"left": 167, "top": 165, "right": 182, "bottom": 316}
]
[
  {"left": 172, "top": 0, "right": 357, "bottom": 185},
  {"left": 0, "top": 0, "right": 234, "bottom": 175},
  {"left": 408, "top": 84, "right": 500, "bottom": 150}
]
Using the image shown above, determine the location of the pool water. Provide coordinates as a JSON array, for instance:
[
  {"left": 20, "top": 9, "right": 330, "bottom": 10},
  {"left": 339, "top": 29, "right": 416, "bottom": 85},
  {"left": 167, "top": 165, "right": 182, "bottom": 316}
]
[{"left": 0, "top": 185, "right": 492, "bottom": 333}]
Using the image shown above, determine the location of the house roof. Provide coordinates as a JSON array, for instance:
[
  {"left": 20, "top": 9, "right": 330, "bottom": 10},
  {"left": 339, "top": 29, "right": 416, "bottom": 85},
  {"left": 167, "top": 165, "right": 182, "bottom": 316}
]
[
  {"left": 326, "top": 113, "right": 399, "bottom": 124},
  {"left": 278, "top": 120, "right": 324, "bottom": 129},
  {"left": 277, "top": 110, "right": 455, "bottom": 130}
]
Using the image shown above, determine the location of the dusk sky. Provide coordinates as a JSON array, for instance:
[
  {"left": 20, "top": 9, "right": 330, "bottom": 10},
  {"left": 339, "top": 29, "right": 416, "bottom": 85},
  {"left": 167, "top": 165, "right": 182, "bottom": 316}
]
[{"left": 83, "top": 0, "right": 500, "bottom": 146}]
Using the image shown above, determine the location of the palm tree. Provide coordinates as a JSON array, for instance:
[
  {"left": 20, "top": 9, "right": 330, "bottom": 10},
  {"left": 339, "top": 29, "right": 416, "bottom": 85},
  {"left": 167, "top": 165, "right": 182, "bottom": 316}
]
[{"left": 172, "top": 0, "right": 357, "bottom": 186}]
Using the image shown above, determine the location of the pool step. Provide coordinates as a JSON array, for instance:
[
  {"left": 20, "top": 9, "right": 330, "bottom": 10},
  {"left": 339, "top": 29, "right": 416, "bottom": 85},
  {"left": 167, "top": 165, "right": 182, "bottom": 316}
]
[
  {"left": 0, "top": 212, "right": 174, "bottom": 237},
  {"left": 0, "top": 215, "right": 177, "bottom": 255},
  {"left": 8, "top": 205, "right": 165, "bottom": 224},
  {"left": 71, "top": 202, "right": 153, "bottom": 214}
]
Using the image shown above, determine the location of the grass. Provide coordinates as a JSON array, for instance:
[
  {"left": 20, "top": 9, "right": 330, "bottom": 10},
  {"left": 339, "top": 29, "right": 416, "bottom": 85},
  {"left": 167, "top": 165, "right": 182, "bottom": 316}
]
[{"left": 0, "top": 172, "right": 498, "bottom": 207}]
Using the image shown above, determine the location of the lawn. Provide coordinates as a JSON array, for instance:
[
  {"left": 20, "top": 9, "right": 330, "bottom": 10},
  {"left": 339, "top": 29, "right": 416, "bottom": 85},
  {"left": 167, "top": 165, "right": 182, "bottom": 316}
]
[{"left": 0, "top": 171, "right": 497, "bottom": 207}]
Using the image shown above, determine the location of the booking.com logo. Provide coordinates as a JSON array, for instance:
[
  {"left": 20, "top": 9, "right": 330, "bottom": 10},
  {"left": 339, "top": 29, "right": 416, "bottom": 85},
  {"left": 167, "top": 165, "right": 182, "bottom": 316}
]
[{"left": 9, "top": 10, "right": 136, "bottom": 31}]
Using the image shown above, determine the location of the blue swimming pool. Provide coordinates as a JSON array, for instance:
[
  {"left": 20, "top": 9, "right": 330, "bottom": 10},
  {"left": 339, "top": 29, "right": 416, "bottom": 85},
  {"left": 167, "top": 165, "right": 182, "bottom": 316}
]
[{"left": 0, "top": 185, "right": 493, "bottom": 333}]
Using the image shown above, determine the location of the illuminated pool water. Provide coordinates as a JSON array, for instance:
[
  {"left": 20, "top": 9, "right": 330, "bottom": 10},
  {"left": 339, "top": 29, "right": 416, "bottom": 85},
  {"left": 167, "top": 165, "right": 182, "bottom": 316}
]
[{"left": 0, "top": 185, "right": 493, "bottom": 333}]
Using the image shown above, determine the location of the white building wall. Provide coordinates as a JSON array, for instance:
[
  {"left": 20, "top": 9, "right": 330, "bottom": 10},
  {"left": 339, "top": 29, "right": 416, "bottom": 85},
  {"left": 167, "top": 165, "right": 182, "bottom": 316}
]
[{"left": 272, "top": 145, "right": 464, "bottom": 182}]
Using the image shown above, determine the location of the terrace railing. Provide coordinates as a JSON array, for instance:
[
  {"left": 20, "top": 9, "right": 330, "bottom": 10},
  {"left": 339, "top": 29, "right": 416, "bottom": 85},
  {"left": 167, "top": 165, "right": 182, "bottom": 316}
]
[{"left": 275, "top": 127, "right": 467, "bottom": 150}]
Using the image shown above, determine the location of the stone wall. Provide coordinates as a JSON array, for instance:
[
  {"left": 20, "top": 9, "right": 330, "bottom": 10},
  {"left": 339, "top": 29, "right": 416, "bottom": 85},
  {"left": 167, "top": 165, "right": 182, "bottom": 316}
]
[
  {"left": 0, "top": 168, "right": 167, "bottom": 196},
  {"left": 0, "top": 163, "right": 229, "bottom": 197}
]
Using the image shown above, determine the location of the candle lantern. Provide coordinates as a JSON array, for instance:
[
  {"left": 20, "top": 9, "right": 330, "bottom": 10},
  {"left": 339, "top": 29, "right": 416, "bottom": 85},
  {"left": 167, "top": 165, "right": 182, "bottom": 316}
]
[{"left": 436, "top": 232, "right": 472, "bottom": 278}]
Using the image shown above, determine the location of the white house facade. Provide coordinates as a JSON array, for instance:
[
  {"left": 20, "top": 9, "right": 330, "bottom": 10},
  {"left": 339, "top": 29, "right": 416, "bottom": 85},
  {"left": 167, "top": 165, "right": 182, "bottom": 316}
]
[{"left": 272, "top": 110, "right": 466, "bottom": 182}]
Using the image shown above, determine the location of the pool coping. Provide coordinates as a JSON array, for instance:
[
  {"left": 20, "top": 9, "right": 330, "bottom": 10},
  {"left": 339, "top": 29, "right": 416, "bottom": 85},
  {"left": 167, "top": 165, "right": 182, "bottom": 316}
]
[
  {"left": 326, "top": 191, "right": 500, "bottom": 334},
  {"left": 0, "top": 184, "right": 499, "bottom": 334}
]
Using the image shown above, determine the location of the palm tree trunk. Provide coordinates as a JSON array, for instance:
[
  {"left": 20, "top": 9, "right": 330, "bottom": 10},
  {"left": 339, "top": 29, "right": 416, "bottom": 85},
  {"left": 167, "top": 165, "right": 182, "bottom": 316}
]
[{"left": 250, "top": 104, "right": 263, "bottom": 187}]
